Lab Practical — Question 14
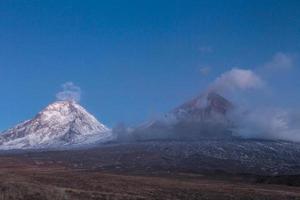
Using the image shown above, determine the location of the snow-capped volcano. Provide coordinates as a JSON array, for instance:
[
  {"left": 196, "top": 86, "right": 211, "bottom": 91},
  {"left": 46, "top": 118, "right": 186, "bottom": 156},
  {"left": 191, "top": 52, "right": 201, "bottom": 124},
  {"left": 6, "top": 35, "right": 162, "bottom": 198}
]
[{"left": 0, "top": 101, "right": 112, "bottom": 149}]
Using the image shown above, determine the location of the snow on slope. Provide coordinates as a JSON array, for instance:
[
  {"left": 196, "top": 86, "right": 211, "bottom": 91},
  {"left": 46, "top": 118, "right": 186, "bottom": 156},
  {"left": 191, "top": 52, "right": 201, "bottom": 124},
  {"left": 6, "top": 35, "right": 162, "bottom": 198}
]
[{"left": 0, "top": 101, "right": 112, "bottom": 149}]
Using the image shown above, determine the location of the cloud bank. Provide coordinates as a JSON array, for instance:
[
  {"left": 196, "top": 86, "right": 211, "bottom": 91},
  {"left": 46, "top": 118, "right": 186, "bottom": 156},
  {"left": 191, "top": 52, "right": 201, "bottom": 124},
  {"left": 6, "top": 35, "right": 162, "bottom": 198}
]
[
  {"left": 205, "top": 67, "right": 300, "bottom": 142},
  {"left": 56, "top": 82, "right": 81, "bottom": 102},
  {"left": 231, "top": 107, "right": 300, "bottom": 142},
  {"left": 212, "top": 66, "right": 300, "bottom": 142}
]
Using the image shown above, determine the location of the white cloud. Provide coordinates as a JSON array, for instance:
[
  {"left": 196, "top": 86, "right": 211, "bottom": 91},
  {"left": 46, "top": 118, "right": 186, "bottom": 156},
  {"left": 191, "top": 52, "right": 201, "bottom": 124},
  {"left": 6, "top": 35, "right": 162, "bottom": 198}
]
[
  {"left": 199, "top": 66, "right": 211, "bottom": 76},
  {"left": 263, "top": 52, "right": 294, "bottom": 70},
  {"left": 208, "top": 68, "right": 264, "bottom": 93},
  {"left": 56, "top": 82, "right": 81, "bottom": 102}
]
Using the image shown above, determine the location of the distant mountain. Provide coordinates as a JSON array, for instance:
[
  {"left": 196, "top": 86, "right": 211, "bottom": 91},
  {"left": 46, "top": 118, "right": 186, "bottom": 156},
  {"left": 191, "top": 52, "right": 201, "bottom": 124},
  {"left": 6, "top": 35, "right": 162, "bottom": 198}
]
[
  {"left": 0, "top": 101, "right": 112, "bottom": 149},
  {"left": 169, "top": 92, "right": 233, "bottom": 122},
  {"left": 132, "top": 92, "right": 236, "bottom": 141}
]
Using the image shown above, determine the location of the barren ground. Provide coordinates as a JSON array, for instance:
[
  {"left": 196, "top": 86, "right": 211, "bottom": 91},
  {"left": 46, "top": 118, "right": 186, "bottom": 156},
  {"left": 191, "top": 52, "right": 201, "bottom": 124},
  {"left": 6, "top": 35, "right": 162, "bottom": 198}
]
[{"left": 0, "top": 156, "right": 300, "bottom": 200}]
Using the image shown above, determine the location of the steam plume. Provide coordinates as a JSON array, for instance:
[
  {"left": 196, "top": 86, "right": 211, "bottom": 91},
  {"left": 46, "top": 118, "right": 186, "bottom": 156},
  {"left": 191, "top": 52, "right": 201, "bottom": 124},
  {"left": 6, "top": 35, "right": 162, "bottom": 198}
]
[
  {"left": 208, "top": 68, "right": 264, "bottom": 93},
  {"left": 56, "top": 82, "right": 81, "bottom": 102}
]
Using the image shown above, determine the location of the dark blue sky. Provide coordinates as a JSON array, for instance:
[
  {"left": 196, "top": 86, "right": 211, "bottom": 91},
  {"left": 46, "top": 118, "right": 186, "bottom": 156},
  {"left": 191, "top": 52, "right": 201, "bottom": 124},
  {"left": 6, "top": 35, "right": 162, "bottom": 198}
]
[{"left": 0, "top": 0, "right": 299, "bottom": 130}]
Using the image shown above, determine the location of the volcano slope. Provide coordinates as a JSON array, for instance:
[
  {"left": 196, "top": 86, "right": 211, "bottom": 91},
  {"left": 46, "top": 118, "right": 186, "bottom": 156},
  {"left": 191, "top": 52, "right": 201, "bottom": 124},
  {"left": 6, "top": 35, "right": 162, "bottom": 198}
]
[{"left": 1, "top": 140, "right": 300, "bottom": 200}]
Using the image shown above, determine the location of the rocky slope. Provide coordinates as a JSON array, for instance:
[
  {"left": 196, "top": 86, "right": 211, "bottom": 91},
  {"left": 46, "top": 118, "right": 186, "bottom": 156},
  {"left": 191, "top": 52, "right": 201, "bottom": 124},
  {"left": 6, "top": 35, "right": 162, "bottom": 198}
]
[{"left": 11, "top": 139, "right": 300, "bottom": 176}]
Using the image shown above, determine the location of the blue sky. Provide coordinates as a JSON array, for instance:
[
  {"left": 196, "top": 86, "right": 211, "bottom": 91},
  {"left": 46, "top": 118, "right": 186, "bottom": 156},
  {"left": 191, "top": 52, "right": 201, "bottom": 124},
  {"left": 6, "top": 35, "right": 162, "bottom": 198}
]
[{"left": 0, "top": 0, "right": 299, "bottom": 130}]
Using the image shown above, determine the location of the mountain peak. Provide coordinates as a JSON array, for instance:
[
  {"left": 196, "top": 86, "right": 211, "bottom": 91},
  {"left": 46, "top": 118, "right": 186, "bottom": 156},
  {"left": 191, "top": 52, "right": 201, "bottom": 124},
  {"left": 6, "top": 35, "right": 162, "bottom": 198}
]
[
  {"left": 206, "top": 92, "right": 233, "bottom": 115},
  {"left": 0, "top": 101, "right": 112, "bottom": 149},
  {"left": 170, "top": 92, "right": 233, "bottom": 121},
  {"left": 39, "top": 100, "right": 87, "bottom": 118},
  {"left": 46, "top": 100, "right": 76, "bottom": 108}
]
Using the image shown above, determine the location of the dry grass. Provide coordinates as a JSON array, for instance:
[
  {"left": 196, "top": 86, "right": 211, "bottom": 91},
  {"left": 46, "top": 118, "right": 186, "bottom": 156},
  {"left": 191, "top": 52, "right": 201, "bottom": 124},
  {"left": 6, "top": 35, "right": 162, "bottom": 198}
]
[{"left": 0, "top": 156, "right": 300, "bottom": 200}]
